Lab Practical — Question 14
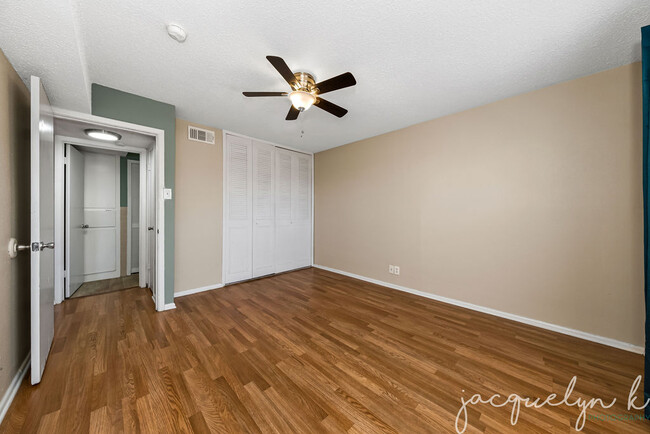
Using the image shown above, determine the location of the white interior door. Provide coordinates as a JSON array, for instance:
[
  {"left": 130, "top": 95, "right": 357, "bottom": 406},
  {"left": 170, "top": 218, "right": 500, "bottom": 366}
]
[
  {"left": 82, "top": 152, "right": 120, "bottom": 282},
  {"left": 274, "top": 148, "right": 294, "bottom": 273},
  {"left": 67, "top": 145, "right": 85, "bottom": 296},
  {"left": 127, "top": 160, "right": 140, "bottom": 274},
  {"left": 252, "top": 141, "right": 275, "bottom": 277},
  {"left": 225, "top": 134, "right": 253, "bottom": 283},
  {"left": 30, "top": 76, "right": 55, "bottom": 385}
]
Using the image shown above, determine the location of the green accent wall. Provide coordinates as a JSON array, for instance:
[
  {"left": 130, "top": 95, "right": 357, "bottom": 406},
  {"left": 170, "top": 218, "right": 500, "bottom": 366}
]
[
  {"left": 91, "top": 84, "right": 175, "bottom": 304},
  {"left": 120, "top": 153, "right": 140, "bottom": 207}
]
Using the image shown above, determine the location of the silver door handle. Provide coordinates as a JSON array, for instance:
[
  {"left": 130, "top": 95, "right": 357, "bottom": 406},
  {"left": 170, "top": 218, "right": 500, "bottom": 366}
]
[{"left": 38, "top": 242, "right": 55, "bottom": 251}]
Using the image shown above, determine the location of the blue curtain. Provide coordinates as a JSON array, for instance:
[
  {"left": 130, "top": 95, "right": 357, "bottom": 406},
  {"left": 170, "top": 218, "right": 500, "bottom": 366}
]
[{"left": 641, "top": 26, "right": 650, "bottom": 418}]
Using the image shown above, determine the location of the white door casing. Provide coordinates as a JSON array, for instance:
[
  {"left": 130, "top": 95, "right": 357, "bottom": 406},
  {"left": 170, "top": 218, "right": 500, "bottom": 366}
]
[
  {"left": 224, "top": 134, "right": 253, "bottom": 283},
  {"left": 67, "top": 145, "right": 85, "bottom": 296},
  {"left": 252, "top": 141, "right": 275, "bottom": 278},
  {"left": 51, "top": 107, "right": 164, "bottom": 311},
  {"left": 30, "top": 76, "right": 55, "bottom": 385}
]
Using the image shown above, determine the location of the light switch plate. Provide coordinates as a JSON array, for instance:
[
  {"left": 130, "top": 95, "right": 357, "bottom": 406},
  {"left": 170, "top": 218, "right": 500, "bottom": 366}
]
[
  {"left": 388, "top": 265, "right": 395, "bottom": 274},
  {"left": 163, "top": 188, "right": 173, "bottom": 200}
]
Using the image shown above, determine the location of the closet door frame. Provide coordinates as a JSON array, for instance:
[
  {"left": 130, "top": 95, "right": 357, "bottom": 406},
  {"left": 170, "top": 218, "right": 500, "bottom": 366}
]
[{"left": 222, "top": 130, "right": 313, "bottom": 286}]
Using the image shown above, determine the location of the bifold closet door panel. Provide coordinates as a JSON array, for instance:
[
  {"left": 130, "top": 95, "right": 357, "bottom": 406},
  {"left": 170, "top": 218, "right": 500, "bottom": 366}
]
[
  {"left": 292, "top": 152, "right": 312, "bottom": 269},
  {"left": 275, "top": 149, "right": 294, "bottom": 273},
  {"left": 252, "top": 141, "right": 275, "bottom": 277},
  {"left": 225, "top": 135, "right": 253, "bottom": 283},
  {"left": 275, "top": 149, "right": 312, "bottom": 273}
]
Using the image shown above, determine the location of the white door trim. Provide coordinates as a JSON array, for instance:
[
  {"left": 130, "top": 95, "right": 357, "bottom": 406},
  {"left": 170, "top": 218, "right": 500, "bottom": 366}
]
[{"left": 52, "top": 107, "right": 166, "bottom": 312}]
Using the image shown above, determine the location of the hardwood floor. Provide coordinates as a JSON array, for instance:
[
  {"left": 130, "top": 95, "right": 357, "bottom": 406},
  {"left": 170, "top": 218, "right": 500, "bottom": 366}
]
[{"left": 1, "top": 268, "right": 646, "bottom": 433}]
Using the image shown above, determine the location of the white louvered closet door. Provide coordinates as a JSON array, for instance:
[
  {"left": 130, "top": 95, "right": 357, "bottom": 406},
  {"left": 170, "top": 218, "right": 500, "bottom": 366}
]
[
  {"left": 292, "top": 152, "right": 312, "bottom": 269},
  {"left": 252, "top": 141, "right": 275, "bottom": 277},
  {"left": 225, "top": 135, "right": 253, "bottom": 283},
  {"left": 274, "top": 148, "right": 294, "bottom": 273}
]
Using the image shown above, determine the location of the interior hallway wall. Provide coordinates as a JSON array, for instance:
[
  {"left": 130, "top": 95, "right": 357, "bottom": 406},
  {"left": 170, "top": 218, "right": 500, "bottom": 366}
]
[
  {"left": 174, "top": 119, "right": 223, "bottom": 293},
  {"left": 91, "top": 84, "right": 176, "bottom": 303},
  {"left": 0, "top": 49, "right": 30, "bottom": 407},
  {"left": 315, "top": 62, "right": 645, "bottom": 347}
]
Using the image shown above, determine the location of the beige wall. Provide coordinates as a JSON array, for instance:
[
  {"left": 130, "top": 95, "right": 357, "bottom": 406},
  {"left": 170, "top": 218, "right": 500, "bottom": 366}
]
[
  {"left": 315, "top": 63, "right": 644, "bottom": 347},
  {"left": 174, "top": 119, "right": 223, "bottom": 293},
  {"left": 0, "top": 50, "right": 31, "bottom": 398}
]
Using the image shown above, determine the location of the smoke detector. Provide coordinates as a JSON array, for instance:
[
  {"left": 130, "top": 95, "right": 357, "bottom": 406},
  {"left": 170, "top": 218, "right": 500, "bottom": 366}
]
[{"left": 167, "top": 24, "right": 187, "bottom": 43}]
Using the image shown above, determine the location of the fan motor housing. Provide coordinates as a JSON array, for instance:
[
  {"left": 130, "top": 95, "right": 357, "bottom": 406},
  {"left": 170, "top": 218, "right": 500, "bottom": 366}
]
[{"left": 293, "top": 72, "right": 317, "bottom": 92}]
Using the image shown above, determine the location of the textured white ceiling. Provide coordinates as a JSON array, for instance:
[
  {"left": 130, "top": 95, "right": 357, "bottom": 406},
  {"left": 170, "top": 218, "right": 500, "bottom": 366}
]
[{"left": 1, "top": 1, "right": 649, "bottom": 152}]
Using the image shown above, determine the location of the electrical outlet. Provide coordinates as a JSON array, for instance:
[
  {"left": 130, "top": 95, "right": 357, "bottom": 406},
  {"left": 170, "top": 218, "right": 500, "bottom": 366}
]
[
  {"left": 388, "top": 265, "right": 395, "bottom": 274},
  {"left": 394, "top": 266, "right": 400, "bottom": 275}
]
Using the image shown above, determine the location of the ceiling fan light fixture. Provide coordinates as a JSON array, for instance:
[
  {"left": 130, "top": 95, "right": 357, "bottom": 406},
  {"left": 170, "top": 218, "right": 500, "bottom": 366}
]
[
  {"left": 289, "top": 90, "right": 316, "bottom": 111},
  {"left": 84, "top": 129, "right": 122, "bottom": 142},
  {"left": 243, "top": 56, "right": 355, "bottom": 120}
]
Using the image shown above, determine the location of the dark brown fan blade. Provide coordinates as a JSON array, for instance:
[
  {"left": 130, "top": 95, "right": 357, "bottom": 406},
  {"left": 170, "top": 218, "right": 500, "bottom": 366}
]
[
  {"left": 286, "top": 105, "right": 300, "bottom": 121},
  {"left": 315, "top": 72, "right": 356, "bottom": 94},
  {"left": 243, "top": 91, "right": 288, "bottom": 97},
  {"left": 314, "top": 98, "right": 348, "bottom": 118},
  {"left": 266, "top": 56, "right": 296, "bottom": 86}
]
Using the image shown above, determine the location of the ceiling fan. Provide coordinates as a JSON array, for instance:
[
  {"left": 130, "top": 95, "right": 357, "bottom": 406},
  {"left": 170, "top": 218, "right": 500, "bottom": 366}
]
[{"left": 243, "top": 56, "right": 357, "bottom": 121}]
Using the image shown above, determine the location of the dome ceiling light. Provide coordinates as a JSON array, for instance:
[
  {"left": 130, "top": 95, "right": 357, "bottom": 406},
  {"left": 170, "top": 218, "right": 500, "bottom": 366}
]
[{"left": 84, "top": 129, "right": 122, "bottom": 141}]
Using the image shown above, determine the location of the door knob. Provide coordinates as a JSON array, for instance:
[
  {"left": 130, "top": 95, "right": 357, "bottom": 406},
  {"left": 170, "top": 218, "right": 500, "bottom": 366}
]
[
  {"left": 148, "top": 227, "right": 154, "bottom": 231},
  {"left": 38, "top": 242, "right": 55, "bottom": 251},
  {"left": 81, "top": 224, "right": 89, "bottom": 229}
]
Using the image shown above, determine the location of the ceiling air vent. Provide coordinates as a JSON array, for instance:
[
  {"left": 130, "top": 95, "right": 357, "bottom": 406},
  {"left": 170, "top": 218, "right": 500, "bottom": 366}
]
[{"left": 188, "top": 125, "right": 215, "bottom": 144}]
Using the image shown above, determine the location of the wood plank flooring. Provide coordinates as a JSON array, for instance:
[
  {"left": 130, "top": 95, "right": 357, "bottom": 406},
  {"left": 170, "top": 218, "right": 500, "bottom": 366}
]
[{"left": 1, "top": 267, "right": 646, "bottom": 433}]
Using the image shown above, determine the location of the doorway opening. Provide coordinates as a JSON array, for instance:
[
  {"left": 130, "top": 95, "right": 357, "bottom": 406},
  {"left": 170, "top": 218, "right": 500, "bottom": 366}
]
[
  {"left": 52, "top": 112, "right": 166, "bottom": 311},
  {"left": 64, "top": 144, "right": 141, "bottom": 298}
]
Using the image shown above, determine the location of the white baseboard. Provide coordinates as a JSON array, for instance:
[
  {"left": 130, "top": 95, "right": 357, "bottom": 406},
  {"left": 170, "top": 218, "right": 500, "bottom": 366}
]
[
  {"left": 313, "top": 265, "right": 644, "bottom": 354},
  {"left": 0, "top": 352, "right": 30, "bottom": 425},
  {"left": 163, "top": 303, "right": 177, "bottom": 311},
  {"left": 174, "top": 283, "right": 224, "bottom": 298}
]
